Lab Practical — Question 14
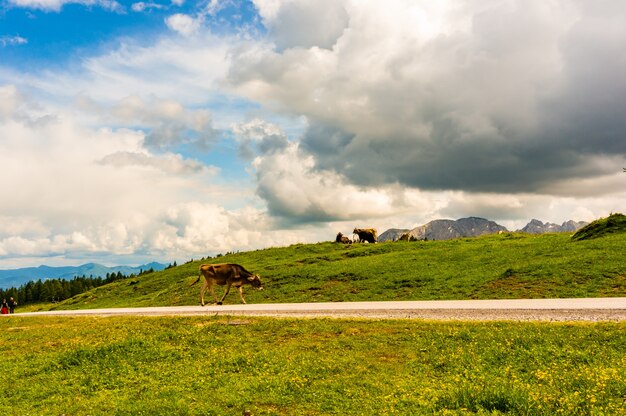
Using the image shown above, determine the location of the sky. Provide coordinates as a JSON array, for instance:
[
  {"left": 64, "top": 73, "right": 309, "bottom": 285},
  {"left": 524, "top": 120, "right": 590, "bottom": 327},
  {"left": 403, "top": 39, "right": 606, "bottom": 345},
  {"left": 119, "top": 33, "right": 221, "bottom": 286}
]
[{"left": 1, "top": 0, "right": 625, "bottom": 269}]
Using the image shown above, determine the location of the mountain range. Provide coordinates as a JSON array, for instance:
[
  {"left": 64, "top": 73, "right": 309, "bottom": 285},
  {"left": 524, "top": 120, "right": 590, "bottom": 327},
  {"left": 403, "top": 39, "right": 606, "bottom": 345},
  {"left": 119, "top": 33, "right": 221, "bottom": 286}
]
[
  {"left": 519, "top": 219, "right": 589, "bottom": 234},
  {"left": 0, "top": 262, "right": 167, "bottom": 289},
  {"left": 379, "top": 217, "right": 588, "bottom": 242}
]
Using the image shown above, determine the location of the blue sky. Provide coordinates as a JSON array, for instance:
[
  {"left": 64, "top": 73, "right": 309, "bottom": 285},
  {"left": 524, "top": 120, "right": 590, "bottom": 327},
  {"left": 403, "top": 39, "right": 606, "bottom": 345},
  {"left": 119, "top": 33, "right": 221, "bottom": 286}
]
[{"left": 1, "top": 0, "right": 626, "bottom": 269}]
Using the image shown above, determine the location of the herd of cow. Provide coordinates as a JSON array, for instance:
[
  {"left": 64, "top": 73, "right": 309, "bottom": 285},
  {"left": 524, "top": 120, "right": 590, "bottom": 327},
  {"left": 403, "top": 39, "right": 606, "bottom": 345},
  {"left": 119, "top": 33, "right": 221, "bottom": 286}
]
[{"left": 190, "top": 227, "right": 378, "bottom": 306}]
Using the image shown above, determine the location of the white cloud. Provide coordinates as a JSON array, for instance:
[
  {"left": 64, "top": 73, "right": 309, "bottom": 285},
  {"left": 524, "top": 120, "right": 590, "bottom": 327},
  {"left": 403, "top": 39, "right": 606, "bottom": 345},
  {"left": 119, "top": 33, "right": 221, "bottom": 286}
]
[
  {"left": 252, "top": 140, "right": 433, "bottom": 223},
  {"left": 166, "top": 13, "right": 202, "bottom": 36},
  {"left": 0, "top": 36, "right": 28, "bottom": 47},
  {"left": 254, "top": 0, "right": 349, "bottom": 49},
  {"left": 76, "top": 94, "right": 220, "bottom": 151},
  {"left": 238, "top": 0, "right": 564, "bottom": 135},
  {"left": 0, "top": 86, "right": 259, "bottom": 267},
  {"left": 131, "top": 2, "right": 162, "bottom": 12},
  {"left": 21, "top": 34, "right": 234, "bottom": 109},
  {"left": 232, "top": 118, "right": 289, "bottom": 158},
  {"left": 99, "top": 151, "right": 217, "bottom": 175},
  {"left": 204, "top": 0, "right": 224, "bottom": 16},
  {"left": 233, "top": 118, "right": 283, "bottom": 142}
]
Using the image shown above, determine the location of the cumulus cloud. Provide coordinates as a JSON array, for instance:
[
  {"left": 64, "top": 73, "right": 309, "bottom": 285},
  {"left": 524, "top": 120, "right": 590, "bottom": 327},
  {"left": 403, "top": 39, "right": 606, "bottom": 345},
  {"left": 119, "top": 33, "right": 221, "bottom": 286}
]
[
  {"left": 0, "top": 86, "right": 249, "bottom": 266},
  {"left": 232, "top": 118, "right": 289, "bottom": 158},
  {"left": 166, "top": 13, "right": 202, "bottom": 36},
  {"left": 232, "top": 0, "right": 626, "bottom": 195},
  {"left": 255, "top": 0, "right": 349, "bottom": 49},
  {"left": 252, "top": 139, "right": 433, "bottom": 224}
]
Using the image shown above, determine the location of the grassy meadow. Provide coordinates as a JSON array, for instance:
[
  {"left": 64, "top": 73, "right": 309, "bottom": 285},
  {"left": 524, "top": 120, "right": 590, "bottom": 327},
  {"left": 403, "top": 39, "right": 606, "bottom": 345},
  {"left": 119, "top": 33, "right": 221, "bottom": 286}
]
[
  {"left": 24, "top": 231, "right": 626, "bottom": 311},
  {"left": 1, "top": 315, "right": 624, "bottom": 415},
  {"left": 4, "top": 228, "right": 624, "bottom": 415}
]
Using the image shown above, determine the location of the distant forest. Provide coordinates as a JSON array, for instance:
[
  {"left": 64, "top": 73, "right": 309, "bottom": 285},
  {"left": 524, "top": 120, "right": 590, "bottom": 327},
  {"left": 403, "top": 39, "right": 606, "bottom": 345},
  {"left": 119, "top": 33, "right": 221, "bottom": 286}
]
[{"left": 0, "top": 265, "right": 170, "bottom": 305}]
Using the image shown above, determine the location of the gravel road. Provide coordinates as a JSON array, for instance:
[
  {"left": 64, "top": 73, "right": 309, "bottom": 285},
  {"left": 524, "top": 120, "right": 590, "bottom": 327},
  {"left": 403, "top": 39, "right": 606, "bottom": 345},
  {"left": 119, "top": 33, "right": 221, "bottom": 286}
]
[{"left": 17, "top": 297, "right": 626, "bottom": 321}]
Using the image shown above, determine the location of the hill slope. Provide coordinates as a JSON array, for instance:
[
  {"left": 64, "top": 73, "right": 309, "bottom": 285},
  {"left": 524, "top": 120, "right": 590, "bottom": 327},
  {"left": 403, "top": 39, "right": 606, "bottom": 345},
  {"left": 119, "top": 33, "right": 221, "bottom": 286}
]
[
  {"left": 39, "top": 231, "right": 626, "bottom": 311},
  {"left": 572, "top": 213, "right": 626, "bottom": 241}
]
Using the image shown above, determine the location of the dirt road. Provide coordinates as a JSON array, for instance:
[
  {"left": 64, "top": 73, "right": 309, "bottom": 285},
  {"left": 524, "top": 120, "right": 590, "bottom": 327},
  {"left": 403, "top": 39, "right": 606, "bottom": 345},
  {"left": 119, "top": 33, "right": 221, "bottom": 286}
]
[{"left": 16, "top": 297, "right": 626, "bottom": 321}]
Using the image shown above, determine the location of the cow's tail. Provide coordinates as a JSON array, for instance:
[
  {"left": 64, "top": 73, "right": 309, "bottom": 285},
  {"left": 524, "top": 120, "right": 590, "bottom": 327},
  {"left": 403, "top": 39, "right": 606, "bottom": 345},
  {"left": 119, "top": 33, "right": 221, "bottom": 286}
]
[{"left": 189, "top": 270, "right": 202, "bottom": 286}]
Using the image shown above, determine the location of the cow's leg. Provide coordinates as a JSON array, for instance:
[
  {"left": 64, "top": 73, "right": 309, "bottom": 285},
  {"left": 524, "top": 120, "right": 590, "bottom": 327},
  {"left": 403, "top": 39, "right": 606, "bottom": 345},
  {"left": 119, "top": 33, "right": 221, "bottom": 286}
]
[
  {"left": 218, "top": 282, "right": 232, "bottom": 305},
  {"left": 237, "top": 286, "right": 246, "bottom": 304},
  {"left": 208, "top": 280, "right": 218, "bottom": 304},
  {"left": 200, "top": 279, "right": 208, "bottom": 306}
]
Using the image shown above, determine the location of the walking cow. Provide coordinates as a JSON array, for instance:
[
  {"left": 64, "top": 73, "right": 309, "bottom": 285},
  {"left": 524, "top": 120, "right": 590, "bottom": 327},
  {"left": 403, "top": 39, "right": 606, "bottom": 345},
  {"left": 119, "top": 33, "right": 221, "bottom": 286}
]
[{"left": 190, "top": 263, "right": 263, "bottom": 306}]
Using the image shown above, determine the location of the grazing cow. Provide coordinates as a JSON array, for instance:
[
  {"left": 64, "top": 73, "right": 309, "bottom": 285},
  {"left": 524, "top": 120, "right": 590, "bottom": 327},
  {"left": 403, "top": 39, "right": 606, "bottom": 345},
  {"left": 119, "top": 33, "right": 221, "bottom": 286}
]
[
  {"left": 336, "top": 232, "right": 352, "bottom": 244},
  {"left": 353, "top": 228, "right": 378, "bottom": 243},
  {"left": 399, "top": 232, "right": 417, "bottom": 242},
  {"left": 190, "top": 263, "right": 263, "bottom": 306}
]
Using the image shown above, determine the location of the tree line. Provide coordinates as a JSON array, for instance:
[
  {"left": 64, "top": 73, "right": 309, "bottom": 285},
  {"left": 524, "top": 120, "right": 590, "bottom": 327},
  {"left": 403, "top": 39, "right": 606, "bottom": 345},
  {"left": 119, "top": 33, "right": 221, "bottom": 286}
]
[{"left": 0, "top": 268, "right": 156, "bottom": 305}]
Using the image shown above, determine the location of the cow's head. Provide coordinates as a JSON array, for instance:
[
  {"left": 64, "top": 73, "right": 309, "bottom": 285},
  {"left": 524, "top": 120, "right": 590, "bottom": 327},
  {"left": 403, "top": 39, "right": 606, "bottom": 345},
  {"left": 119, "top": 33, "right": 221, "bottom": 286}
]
[{"left": 247, "top": 274, "right": 263, "bottom": 290}]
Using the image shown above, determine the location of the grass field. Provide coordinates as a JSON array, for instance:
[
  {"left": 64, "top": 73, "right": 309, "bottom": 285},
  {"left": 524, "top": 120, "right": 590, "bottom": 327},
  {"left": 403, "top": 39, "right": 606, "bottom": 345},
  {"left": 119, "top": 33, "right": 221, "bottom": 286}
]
[
  {"left": 1, "top": 315, "right": 624, "bottom": 415},
  {"left": 26, "top": 231, "right": 625, "bottom": 312},
  {"left": 5, "top": 227, "right": 625, "bottom": 415}
]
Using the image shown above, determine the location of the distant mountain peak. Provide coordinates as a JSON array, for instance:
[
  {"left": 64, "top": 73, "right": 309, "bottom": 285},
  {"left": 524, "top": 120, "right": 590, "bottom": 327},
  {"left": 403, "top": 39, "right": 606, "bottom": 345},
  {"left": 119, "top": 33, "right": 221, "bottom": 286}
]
[
  {"left": 379, "top": 216, "right": 589, "bottom": 243},
  {"left": 379, "top": 217, "right": 507, "bottom": 242},
  {"left": 519, "top": 219, "right": 588, "bottom": 234},
  {"left": 378, "top": 228, "right": 410, "bottom": 242}
]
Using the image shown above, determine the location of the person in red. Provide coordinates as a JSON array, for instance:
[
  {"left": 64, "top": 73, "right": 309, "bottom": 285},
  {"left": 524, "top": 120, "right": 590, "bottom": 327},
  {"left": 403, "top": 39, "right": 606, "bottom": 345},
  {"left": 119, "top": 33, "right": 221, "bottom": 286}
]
[{"left": 1, "top": 299, "right": 8, "bottom": 315}]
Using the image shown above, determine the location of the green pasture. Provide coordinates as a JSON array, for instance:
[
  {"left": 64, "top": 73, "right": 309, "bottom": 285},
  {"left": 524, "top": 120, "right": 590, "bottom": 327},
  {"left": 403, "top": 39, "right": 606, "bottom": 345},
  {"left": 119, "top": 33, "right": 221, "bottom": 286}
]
[
  {"left": 27, "top": 231, "right": 626, "bottom": 311},
  {"left": 1, "top": 316, "right": 624, "bottom": 415}
]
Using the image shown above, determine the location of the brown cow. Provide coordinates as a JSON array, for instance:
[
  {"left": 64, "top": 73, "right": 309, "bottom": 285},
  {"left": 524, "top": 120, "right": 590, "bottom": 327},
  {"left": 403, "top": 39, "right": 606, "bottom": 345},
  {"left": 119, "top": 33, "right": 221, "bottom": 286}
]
[
  {"left": 190, "top": 263, "right": 263, "bottom": 306},
  {"left": 353, "top": 228, "right": 378, "bottom": 243},
  {"left": 399, "top": 232, "right": 417, "bottom": 242},
  {"left": 335, "top": 232, "right": 352, "bottom": 244}
]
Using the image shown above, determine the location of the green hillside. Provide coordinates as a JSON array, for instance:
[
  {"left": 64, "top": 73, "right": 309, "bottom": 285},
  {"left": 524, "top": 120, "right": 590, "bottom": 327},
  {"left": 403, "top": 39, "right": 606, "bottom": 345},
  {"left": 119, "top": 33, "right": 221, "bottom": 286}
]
[
  {"left": 37, "top": 230, "right": 625, "bottom": 311},
  {"left": 572, "top": 213, "right": 626, "bottom": 241}
]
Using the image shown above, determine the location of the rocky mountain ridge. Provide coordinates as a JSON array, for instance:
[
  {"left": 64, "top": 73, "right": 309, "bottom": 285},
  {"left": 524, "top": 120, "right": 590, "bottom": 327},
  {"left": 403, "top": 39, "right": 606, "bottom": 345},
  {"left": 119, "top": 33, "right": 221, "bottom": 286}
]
[
  {"left": 378, "top": 228, "right": 410, "bottom": 242},
  {"left": 379, "top": 217, "right": 588, "bottom": 242},
  {"left": 520, "top": 219, "right": 588, "bottom": 234}
]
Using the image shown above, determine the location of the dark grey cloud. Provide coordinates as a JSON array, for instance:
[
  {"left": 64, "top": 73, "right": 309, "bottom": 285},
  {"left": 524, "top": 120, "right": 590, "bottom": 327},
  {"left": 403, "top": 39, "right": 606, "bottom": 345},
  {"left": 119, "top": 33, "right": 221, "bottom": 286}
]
[
  {"left": 236, "top": 1, "right": 626, "bottom": 196},
  {"left": 301, "top": 118, "right": 621, "bottom": 194}
]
